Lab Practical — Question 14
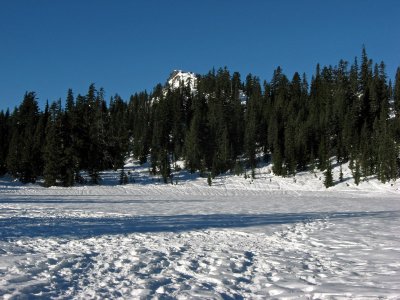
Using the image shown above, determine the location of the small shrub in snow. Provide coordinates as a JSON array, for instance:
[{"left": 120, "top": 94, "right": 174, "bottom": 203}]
[{"left": 207, "top": 173, "right": 212, "bottom": 186}]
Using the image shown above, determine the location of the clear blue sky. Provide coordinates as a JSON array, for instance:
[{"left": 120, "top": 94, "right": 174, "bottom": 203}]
[{"left": 1, "top": 0, "right": 399, "bottom": 111}]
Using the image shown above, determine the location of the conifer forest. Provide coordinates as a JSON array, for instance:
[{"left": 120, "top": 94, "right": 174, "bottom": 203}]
[{"left": 1, "top": 48, "right": 399, "bottom": 187}]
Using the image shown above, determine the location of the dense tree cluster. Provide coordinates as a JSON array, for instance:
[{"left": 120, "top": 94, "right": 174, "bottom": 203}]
[{"left": 0, "top": 48, "right": 399, "bottom": 187}]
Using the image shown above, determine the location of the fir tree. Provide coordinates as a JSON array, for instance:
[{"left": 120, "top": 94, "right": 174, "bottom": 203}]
[
  {"left": 184, "top": 110, "right": 202, "bottom": 173},
  {"left": 32, "top": 101, "right": 49, "bottom": 177},
  {"left": 339, "top": 164, "right": 344, "bottom": 182},
  {"left": 43, "top": 101, "right": 63, "bottom": 187},
  {"left": 234, "top": 160, "right": 244, "bottom": 176},
  {"left": 324, "top": 162, "right": 334, "bottom": 188},
  {"left": 0, "top": 110, "right": 10, "bottom": 175},
  {"left": 60, "top": 90, "right": 77, "bottom": 187},
  {"left": 394, "top": 68, "right": 400, "bottom": 117},
  {"left": 207, "top": 172, "right": 212, "bottom": 186},
  {"left": 85, "top": 84, "right": 108, "bottom": 184},
  {"left": 108, "top": 95, "right": 129, "bottom": 170},
  {"left": 119, "top": 167, "right": 128, "bottom": 185},
  {"left": 353, "top": 159, "right": 361, "bottom": 185},
  {"left": 7, "top": 92, "right": 40, "bottom": 183}
]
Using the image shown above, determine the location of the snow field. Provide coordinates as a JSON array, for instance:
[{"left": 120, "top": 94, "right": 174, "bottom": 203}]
[{"left": 1, "top": 162, "right": 400, "bottom": 299}]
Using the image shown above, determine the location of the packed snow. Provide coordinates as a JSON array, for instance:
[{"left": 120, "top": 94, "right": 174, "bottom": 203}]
[{"left": 1, "top": 161, "right": 400, "bottom": 299}]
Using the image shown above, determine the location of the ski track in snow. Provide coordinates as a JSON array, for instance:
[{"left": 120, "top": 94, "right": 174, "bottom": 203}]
[{"left": 0, "top": 169, "right": 400, "bottom": 299}]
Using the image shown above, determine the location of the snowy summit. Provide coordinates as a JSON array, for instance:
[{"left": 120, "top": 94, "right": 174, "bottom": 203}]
[{"left": 167, "top": 70, "right": 197, "bottom": 91}]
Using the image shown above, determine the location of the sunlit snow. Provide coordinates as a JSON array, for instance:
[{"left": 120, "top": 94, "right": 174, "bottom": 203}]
[
  {"left": 168, "top": 70, "right": 197, "bottom": 91},
  {"left": 1, "top": 161, "right": 399, "bottom": 299}
]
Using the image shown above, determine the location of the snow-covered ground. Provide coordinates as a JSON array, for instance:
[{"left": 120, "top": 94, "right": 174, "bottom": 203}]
[{"left": 1, "top": 162, "right": 399, "bottom": 299}]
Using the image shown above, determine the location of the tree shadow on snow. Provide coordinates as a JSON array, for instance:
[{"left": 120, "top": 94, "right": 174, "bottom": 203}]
[
  {"left": 0, "top": 210, "right": 397, "bottom": 240},
  {"left": 0, "top": 198, "right": 209, "bottom": 204}
]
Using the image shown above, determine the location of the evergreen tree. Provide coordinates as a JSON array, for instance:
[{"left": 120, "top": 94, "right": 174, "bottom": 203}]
[
  {"left": 339, "top": 164, "right": 344, "bottom": 182},
  {"left": 284, "top": 119, "right": 296, "bottom": 175},
  {"left": 184, "top": 112, "right": 202, "bottom": 173},
  {"left": 353, "top": 159, "right": 361, "bottom": 185},
  {"left": 0, "top": 110, "right": 10, "bottom": 175},
  {"left": 128, "top": 92, "right": 151, "bottom": 163},
  {"left": 244, "top": 90, "right": 258, "bottom": 169},
  {"left": 43, "top": 101, "right": 63, "bottom": 187},
  {"left": 60, "top": 89, "right": 77, "bottom": 187},
  {"left": 7, "top": 92, "right": 40, "bottom": 183},
  {"left": 394, "top": 68, "right": 400, "bottom": 117},
  {"left": 393, "top": 68, "right": 400, "bottom": 146},
  {"left": 150, "top": 86, "right": 172, "bottom": 182},
  {"left": 32, "top": 101, "right": 49, "bottom": 177},
  {"left": 207, "top": 172, "right": 212, "bottom": 186},
  {"left": 119, "top": 167, "right": 128, "bottom": 185},
  {"left": 324, "top": 161, "right": 334, "bottom": 188},
  {"left": 85, "top": 84, "right": 108, "bottom": 184},
  {"left": 108, "top": 94, "right": 129, "bottom": 170}
]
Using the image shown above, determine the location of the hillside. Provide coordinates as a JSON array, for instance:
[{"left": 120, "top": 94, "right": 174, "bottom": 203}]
[{"left": 1, "top": 49, "right": 399, "bottom": 189}]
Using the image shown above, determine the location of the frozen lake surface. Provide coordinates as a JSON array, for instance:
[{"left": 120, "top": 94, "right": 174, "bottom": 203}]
[{"left": 1, "top": 166, "right": 400, "bottom": 299}]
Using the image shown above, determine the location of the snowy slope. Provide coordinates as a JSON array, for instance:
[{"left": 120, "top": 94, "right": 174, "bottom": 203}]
[
  {"left": 0, "top": 162, "right": 399, "bottom": 299},
  {"left": 168, "top": 70, "right": 197, "bottom": 91}
]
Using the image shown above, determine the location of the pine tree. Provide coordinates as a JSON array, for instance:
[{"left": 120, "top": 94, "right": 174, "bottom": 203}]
[
  {"left": 324, "top": 161, "right": 334, "bottom": 188},
  {"left": 184, "top": 108, "right": 202, "bottom": 173},
  {"left": 375, "top": 109, "right": 398, "bottom": 183},
  {"left": 213, "top": 125, "right": 231, "bottom": 175},
  {"left": 119, "top": 167, "right": 128, "bottom": 185},
  {"left": 32, "top": 101, "right": 49, "bottom": 177},
  {"left": 339, "top": 164, "right": 344, "bottom": 182},
  {"left": 393, "top": 68, "right": 400, "bottom": 146},
  {"left": 150, "top": 86, "right": 172, "bottom": 182},
  {"left": 230, "top": 71, "right": 245, "bottom": 157},
  {"left": 7, "top": 92, "right": 40, "bottom": 183},
  {"left": 0, "top": 110, "right": 10, "bottom": 175},
  {"left": 129, "top": 92, "right": 151, "bottom": 164},
  {"left": 60, "top": 89, "right": 77, "bottom": 187},
  {"left": 108, "top": 95, "right": 129, "bottom": 170},
  {"left": 206, "top": 70, "right": 231, "bottom": 175},
  {"left": 6, "top": 109, "right": 21, "bottom": 178},
  {"left": 353, "top": 159, "right": 361, "bottom": 185},
  {"left": 159, "top": 149, "right": 171, "bottom": 184},
  {"left": 284, "top": 120, "right": 296, "bottom": 175},
  {"left": 233, "top": 159, "right": 244, "bottom": 176},
  {"left": 43, "top": 101, "right": 63, "bottom": 187},
  {"left": 85, "top": 84, "right": 108, "bottom": 184},
  {"left": 272, "top": 144, "right": 284, "bottom": 176},
  {"left": 207, "top": 172, "right": 212, "bottom": 186},
  {"left": 244, "top": 99, "right": 257, "bottom": 169},
  {"left": 394, "top": 68, "right": 400, "bottom": 117}
]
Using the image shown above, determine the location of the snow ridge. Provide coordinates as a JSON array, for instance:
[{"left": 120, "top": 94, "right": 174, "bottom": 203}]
[{"left": 167, "top": 70, "right": 197, "bottom": 91}]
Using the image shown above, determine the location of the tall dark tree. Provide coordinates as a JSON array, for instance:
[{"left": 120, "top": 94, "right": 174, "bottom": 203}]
[
  {"left": 108, "top": 94, "right": 129, "bottom": 169},
  {"left": 60, "top": 89, "right": 77, "bottom": 186},
  {"left": 244, "top": 75, "right": 262, "bottom": 170},
  {"left": 7, "top": 92, "right": 40, "bottom": 183},
  {"left": 86, "top": 84, "right": 107, "bottom": 183},
  {"left": 0, "top": 110, "right": 10, "bottom": 175},
  {"left": 394, "top": 68, "right": 400, "bottom": 117},
  {"left": 150, "top": 85, "right": 172, "bottom": 182},
  {"left": 43, "top": 101, "right": 64, "bottom": 187},
  {"left": 324, "top": 161, "right": 334, "bottom": 188}
]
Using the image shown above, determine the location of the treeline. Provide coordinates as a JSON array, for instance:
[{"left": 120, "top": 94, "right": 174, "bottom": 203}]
[{"left": 0, "top": 48, "right": 399, "bottom": 187}]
